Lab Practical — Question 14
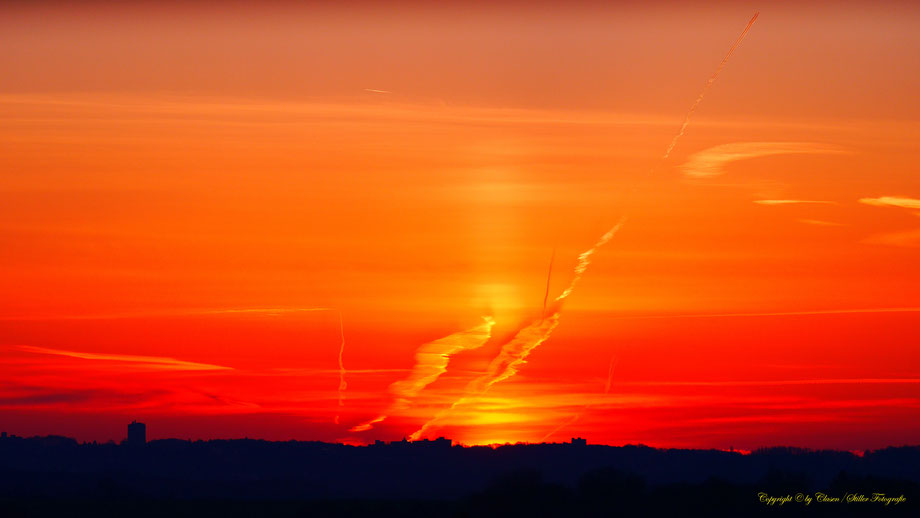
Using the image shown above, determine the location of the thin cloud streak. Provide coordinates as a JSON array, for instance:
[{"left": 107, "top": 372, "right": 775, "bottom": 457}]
[
  {"left": 863, "top": 228, "right": 920, "bottom": 248},
  {"left": 11, "top": 345, "right": 232, "bottom": 371},
  {"left": 754, "top": 199, "right": 834, "bottom": 205},
  {"left": 799, "top": 219, "right": 843, "bottom": 226},
  {"left": 610, "top": 307, "right": 920, "bottom": 320},
  {"left": 619, "top": 378, "right": 920, "bottom": 387},
  {"left": 859, "top": 196, "right": 920, "bottom": 210},
  {"left": 681, "top": 142, "right": 840, "bottom": 178},
  {"left": 0, "top": 307, "right": 335, "bottom": 321}
]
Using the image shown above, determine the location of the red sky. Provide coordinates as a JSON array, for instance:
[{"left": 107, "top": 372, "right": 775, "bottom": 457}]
[{"left": 1, "top": 1, "right": 919, "bottom": 450}]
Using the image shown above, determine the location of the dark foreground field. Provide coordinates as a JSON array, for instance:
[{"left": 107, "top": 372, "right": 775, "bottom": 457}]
[{"left": 2, "top": 436, "right": 917, "bottom": 517}]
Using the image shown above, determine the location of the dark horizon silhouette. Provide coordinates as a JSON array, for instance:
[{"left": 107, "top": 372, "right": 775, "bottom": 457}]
[{"left": 2, "top": 424, "right": 917, "bottom": 517}]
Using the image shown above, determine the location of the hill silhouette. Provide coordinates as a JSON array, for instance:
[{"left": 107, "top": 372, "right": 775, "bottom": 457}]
[{"left": 1, "top": 434, "right": 917, "bottom": 517}]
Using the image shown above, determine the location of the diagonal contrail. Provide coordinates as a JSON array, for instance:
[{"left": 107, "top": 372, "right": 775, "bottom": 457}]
[
  {"left": 553, "top": 219, "right": 626, "bottom": 303},
  {"left": 409, "top": 12, "right": 759, "bottom": 441},
  {"left": 409, "top": 313, "right": 560, "bottom": 440},
  {"left": 540, "top": 413, "right": 580, "bottom": 443},
  {"left": 410, "top": 219, "right": 626, "bottom": 439},
  {"left": 662, "top": 12, "right": 759, "bottom": 160},
  {"left": 349, "top": 317, "right": 496, "bottom": 432},
  {"left": 541, "top": 355, "right": 617, "bottom": 443}
]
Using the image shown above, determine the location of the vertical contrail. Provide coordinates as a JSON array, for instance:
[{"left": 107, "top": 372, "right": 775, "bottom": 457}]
[
  {"left": 541, "top": 249, "right": 556, "bottom": 322},
  {"left": 604, "top": 355, "right": 618, "bottom": 394},
  {"left": 662, "top": 12, "right": 759, "bottom": 160},
  {"left": 335, "top": 311, "right": 347, "bottom": 425}
]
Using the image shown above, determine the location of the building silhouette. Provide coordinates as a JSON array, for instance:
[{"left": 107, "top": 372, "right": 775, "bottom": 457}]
[
  {"left": 371, "top": 437, "right": 452, "bottom": 449},
  {"left": 127, "top": 420, "right": 146, "bottom": 447},
  {"left": 570, "top": 437, "right": 587, "bottom": 447}
]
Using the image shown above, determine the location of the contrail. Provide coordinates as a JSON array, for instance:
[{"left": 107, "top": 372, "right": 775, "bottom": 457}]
[
  {"left": 389, "top": 317, "right": 495, "bottom": 400},
  {"left": 662, "top": 12, "right": 759, "bottom": 160},
  {"left": 540, "top": 413, "right": 580, "bottom": 443},
  {"left": 604, "top": 355, "right": 618, "bottom": 394},
  {"left": 408, "top": 12, "right": 760, "bottom": 441},
  {"left": 471, "top": 314, "right": 561, "bottom": 394},
  {"left": 554, "top": 219, "right": 626, "bottom": 302},
  {"left": 542, "top": 355, "right": 617, "bottom": 443},
  {"left": 541, "top": 249, "right": 556, "bottom": 322},
  {"left": 349, "top": 317, "right": 496, "bottom": 432},
  {"left": 12, "top": 344, "right": 233, "bottom": 371},
  {"left": 411, "top": 220, "right": 624, "bottom": 440},
  {"left": 410, "top": 314, "right": 559, "bottom": 440},
  {"left": 335, "top": 311, "right": 347, "bottom": 425}
]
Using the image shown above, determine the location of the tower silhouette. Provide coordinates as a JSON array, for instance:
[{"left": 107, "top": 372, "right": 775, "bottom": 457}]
[{"left": 127, "top": 420, "right": 146, "bottom": 447}]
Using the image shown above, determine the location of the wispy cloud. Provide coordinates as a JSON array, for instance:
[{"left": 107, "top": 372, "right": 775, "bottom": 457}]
[
  {"left": 681, "top": 142, "right": 839, "bottom": 178},
  {"left": 859, "top": 197, "right": 920, "bottom": 246},
  {"left": 753, "top": 199, "right": 833, "bottom": 205},
  {"left": 202, "top": 307, "right": 334, "bottom": 315},
  {"left": 863, "top": 228, "right": 920, "bottom": 248},
  {"left": 12, "top": 345, "right": 232, "bottom": 371},
  {"left": 621, "top": 378, "right": 920, "bottom": 387},
  {"left": 798, "top": 219, "right": 843, "bottom": 226},
  {"left": 350, "top": 317, "right": 496, "bottom": 433},
  {"left": 612, "top": 307, "right": 920, "bottom": 320},
  {"left": 0, "top": 307, "right": 334, "bottom": 321},
  {"left": 859, "top": 196, "right": 920, "bottom": 210}
]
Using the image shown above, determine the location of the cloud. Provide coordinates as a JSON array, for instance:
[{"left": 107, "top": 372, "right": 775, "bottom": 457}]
[
  {"left": 620, "top": 378, "right": 920, "bottom": 387},
  {"left": 612, "top": 307, "right": 920, "bottom": 320},
  {"left": 681, "top": 142, "right": 839, "bottom": 178},
  {"left": 0, "top": 307, "right": 334, "bottom": 321},
  {"left": 858, "top": 197, "right": 920, "bottom": 247},
  {"left": 753, "top": 199, "right": 833, "bottom": 205},
  {"left": 349, "top": 317, "right": 496, "bottom": 433},
  {"left": 859, "top": 196, "right": 920, "bottom": 210},
  {"left": 798, "top": 219, "right": 843, "bottom": 226},
  {"left": 0, "top": 392, "right": 97, "bottom": 406},
  {"left": 863, "top": 228, "right": 920, "bottom": 248},
  {"left": 13, "top": 345, "right": 232, "bottom": 371}
]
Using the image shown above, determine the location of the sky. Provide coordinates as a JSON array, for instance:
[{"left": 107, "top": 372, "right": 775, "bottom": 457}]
[{"left": 1, "top": 0, "right": 919, "bottom": 450}]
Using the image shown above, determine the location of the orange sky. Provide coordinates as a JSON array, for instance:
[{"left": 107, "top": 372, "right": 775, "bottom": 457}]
[{"left": 1, "top": 1, "right": 919, "bottom": 450}]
